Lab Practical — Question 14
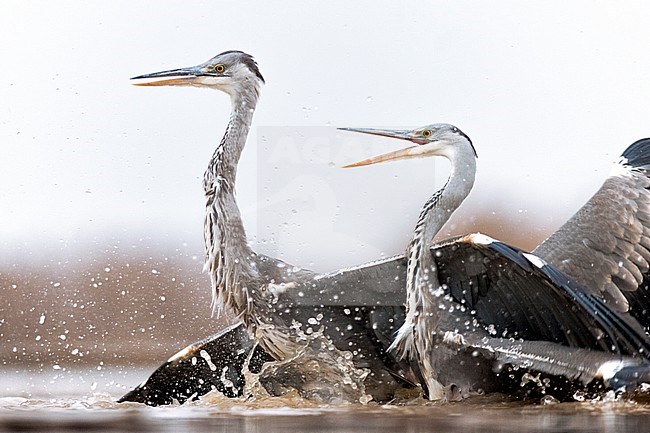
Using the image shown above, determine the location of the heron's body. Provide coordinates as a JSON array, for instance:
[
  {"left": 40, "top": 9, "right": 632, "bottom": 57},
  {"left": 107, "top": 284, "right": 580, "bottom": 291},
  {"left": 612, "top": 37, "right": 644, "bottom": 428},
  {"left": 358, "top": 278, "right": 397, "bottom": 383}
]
[
  {"left": 387, "top": 126, "right": 477, "bottom": 398},
  {"left": 133, "top": 51, "right": 301, "bottom": 359},
  {"left": 342, "top": 125, "right": 650, "bottom": 400},
  {"left": 131, "top": 51, "right": 412, "bottom": 401}
]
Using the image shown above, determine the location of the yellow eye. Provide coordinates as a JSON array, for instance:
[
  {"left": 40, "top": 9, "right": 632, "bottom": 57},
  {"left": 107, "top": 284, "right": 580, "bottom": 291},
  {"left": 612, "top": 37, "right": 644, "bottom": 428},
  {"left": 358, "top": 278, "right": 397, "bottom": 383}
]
[
  {"left": 421, "top": 129, "right": 432, "bottom": 138},
  {"left": 214, "top": 64, "right": 225, "bottom": 73}
]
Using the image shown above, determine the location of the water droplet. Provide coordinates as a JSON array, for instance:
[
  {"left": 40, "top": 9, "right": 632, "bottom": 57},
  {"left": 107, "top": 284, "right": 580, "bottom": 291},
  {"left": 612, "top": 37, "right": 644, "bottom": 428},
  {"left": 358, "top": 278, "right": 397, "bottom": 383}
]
[{"left": 541, "top": 395, "right": 559, "bottom": 405}]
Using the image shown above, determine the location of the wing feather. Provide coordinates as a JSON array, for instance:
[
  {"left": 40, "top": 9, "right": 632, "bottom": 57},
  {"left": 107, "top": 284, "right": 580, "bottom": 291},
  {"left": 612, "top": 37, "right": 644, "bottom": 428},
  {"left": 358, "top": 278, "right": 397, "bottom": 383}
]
[
  {"left": 534, "top": 139, "right": 650, "bottom": 321},
  {"left": 294, "top": 233, "right": 650, "bottom": 357}
]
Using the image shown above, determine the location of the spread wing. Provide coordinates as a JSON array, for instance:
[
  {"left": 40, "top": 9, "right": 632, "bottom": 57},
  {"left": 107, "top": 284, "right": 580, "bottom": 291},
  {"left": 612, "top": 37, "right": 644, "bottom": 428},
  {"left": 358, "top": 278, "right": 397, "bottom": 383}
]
[
  {"left": 295, "top": 255, "right": 407, "bottom": 306},
  {"left": 117, "top": 323, "right": 272, "bottom": 406},
  {"left": 533, "top": 138, "right": 650, "bottom": 323},
  {"left": 297, "top": 234, "right": 650, "bottom": 357},
  {"left": 433, "top": 234, "right": 650, "bottom": 356}
]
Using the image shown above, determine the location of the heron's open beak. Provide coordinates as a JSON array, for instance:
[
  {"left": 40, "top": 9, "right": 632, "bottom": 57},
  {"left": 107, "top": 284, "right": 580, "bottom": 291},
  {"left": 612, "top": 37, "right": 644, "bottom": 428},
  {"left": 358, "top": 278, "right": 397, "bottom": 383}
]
[
  {"left": 339, "top": 127, "right": 422, "bottom": 168},
  {"left": 131, "top": 66, "right": 204, "bottom": 87},
  {"left": 342, "top": 146, "right": 420, "bottom": 168}
]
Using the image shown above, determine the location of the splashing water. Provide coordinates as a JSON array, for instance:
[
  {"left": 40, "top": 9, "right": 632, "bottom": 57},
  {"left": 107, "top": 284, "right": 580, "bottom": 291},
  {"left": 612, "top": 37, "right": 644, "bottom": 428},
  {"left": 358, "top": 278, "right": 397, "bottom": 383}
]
[{"left": 230, "top": 329, "right": 373, "bottom": 405}]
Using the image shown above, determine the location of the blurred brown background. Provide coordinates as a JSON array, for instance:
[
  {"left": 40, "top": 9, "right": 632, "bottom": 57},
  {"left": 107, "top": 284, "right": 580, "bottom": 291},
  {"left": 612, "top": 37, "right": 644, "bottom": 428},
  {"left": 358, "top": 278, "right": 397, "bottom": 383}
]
[
  {"left": 0, "top": 209, "right": 547, "bottom": 369},
  {"left": 1, "top": 239, "right": 222, "bottom": 368}
]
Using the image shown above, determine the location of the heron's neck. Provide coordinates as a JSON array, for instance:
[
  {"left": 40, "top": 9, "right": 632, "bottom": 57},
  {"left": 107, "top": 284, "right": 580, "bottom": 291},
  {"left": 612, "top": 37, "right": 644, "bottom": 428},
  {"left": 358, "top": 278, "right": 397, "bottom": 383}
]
[
  {"left": 211, "top": 91, "right": 258, "bottom": 194},
  {"left": 406, "top": 146, "right": 476, "bottom": 319},
  {"left": 204, "top": 86, "right": 261, "bottom": 314},
  {"left": 418, "top": 148, "right": 476, "bottom": 249}
]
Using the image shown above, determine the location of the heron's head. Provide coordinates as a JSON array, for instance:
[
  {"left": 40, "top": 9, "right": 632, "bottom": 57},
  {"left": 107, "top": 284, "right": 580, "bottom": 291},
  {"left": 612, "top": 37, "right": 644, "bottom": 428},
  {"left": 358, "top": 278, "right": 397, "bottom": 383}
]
[
  {"left": 340, "top": 123, "right": 476, "bottom": 167},
  {"left": 131, "top": 50, "right": 264, "bottom": 97}
]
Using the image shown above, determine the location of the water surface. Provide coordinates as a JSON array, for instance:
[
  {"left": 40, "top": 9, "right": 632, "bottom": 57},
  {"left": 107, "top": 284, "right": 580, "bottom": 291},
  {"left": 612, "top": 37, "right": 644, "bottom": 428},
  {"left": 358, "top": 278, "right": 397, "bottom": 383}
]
[{"left": 2, "top": 366, "right": 650, "bottom": 433}]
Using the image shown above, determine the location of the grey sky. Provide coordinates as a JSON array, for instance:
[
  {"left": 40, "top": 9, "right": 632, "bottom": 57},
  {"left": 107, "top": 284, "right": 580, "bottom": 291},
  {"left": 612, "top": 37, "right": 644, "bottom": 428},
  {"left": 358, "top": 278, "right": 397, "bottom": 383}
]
[{"left": 1, "top": 1, "right": 649, "bottom": 271}]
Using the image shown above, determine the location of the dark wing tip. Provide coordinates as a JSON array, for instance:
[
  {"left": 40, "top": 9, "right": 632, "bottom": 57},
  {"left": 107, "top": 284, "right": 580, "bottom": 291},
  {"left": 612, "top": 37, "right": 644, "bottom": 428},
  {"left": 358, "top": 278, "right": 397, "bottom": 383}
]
[
  {"left": 622, "top": 138, "right": 650, "bottom": 169},
  {"left": 539, "top": 261, "right": 650, "bottom": 358}
]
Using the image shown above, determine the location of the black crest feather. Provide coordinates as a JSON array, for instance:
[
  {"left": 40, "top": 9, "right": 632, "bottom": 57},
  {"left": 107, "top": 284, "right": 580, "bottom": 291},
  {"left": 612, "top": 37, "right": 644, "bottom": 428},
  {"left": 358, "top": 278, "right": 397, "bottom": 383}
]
[{"left": 217, "top": 50, "right": 265, "bottom": 83}]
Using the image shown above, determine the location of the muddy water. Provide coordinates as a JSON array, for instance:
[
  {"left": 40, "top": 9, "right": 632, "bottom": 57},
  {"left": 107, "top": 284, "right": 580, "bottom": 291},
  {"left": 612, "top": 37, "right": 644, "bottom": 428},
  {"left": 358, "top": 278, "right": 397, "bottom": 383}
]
[{"left": 2, "top": 366, "right": 650, "bottom": 433}]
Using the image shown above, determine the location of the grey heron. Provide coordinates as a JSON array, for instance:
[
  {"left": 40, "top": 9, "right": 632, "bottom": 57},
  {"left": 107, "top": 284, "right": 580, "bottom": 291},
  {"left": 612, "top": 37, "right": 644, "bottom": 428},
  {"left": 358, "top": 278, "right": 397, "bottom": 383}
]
[
  {"left": 341, "top": 124, "right": 650, "bottom": 400},
  {"left": 129, "top": 51, "right": 413, "bottom": 402}
]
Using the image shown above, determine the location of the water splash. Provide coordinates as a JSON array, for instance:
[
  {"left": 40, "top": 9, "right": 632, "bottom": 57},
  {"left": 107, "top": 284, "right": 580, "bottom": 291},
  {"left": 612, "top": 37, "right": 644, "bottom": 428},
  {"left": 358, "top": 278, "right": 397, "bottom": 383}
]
[{"left": 244, "top": 329, "right": 372, "bottom": 405}]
